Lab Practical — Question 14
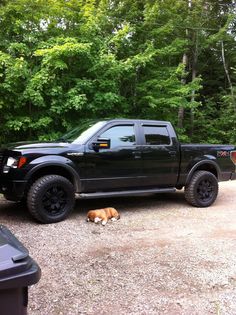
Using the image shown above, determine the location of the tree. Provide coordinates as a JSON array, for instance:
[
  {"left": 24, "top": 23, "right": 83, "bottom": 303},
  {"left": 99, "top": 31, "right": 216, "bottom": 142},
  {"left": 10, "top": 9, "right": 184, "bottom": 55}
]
[{"left": 0, "top": 0, "right": 235, "bottom": 144}]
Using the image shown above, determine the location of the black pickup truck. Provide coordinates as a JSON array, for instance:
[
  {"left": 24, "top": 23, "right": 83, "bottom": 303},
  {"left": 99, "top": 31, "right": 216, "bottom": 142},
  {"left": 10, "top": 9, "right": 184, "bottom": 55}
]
[{"left": 0, "top": 119, "right": 236, "bottom": 223}]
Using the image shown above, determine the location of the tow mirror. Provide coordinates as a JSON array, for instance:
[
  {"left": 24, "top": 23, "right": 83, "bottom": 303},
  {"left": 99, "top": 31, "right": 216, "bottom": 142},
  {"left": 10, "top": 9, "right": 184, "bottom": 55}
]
[{"left": 92, "top": 138, "right": 111, "bottom": 151}]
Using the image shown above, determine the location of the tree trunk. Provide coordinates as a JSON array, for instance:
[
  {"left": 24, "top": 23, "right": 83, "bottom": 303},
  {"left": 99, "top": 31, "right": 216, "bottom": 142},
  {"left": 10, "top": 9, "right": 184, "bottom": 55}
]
[
  {"left": 178, "top": 52, "right": 188, "bottom": 129},
  {"left": 221, "top": 40, "right": 236, "bottom": 112},
  {"left": 190, "top": 29, "right": 198, "bottom": 138},
  {"left": 178, "top": 0, "right": 192, "bottom": 129}
]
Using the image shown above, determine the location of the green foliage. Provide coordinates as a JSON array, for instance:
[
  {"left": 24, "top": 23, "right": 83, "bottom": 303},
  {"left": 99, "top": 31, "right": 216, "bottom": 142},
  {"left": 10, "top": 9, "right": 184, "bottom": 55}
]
[{"left": 0, "top": 0, "right": 235, "bottom": 144}]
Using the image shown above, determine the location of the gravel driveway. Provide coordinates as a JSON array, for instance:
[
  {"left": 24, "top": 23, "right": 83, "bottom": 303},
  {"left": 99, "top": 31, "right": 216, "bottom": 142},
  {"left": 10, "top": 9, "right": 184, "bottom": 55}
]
[{"left": 0, "top": 181, "right": 236, "bottom": 315}]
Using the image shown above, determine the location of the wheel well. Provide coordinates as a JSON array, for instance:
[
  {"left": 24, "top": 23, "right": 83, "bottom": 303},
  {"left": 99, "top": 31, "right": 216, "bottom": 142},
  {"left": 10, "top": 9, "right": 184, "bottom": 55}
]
[
  {"left": 186, "top": 163, "right": 218, "bottom": 186},
  {"left": 194, "top": 164, "right": 218, "bottom": 179},
  {"left": 28, "top": 166, "right": 76, "bottom": 188}
]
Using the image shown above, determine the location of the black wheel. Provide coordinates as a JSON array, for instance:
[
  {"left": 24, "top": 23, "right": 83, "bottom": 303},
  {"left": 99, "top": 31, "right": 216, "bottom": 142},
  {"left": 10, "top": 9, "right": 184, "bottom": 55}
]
[
  {"left": 27, "top": 175, "right": 75, "bottom": 223},
  {"left": 184, "top": 171, "right": 218, "bottom": 207}
]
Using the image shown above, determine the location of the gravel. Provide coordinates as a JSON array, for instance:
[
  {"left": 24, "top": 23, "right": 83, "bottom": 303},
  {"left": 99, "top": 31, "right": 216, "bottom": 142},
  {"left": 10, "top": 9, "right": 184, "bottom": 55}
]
[{"left": 0, "top": 181, "right": 236, "bottom": 315}]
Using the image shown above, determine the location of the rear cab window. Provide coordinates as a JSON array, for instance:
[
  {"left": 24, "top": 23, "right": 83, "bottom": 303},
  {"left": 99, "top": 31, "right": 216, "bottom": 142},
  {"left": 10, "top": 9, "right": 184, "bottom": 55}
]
[{"left": 142, "top": 125, "right": 171, "bottom": 145}]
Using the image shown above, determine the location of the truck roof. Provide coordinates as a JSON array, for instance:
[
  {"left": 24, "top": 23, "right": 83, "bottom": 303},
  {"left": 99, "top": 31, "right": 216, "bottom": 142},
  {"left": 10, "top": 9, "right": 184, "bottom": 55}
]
[{"left": 104, "top": 118, "right": 170, "bottom": 124}]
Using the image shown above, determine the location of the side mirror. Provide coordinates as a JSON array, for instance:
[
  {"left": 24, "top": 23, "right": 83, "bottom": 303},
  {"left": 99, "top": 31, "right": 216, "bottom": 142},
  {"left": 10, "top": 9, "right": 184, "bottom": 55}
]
[{"left": 92, "top": 138, "right": 111, "bottom": 151}]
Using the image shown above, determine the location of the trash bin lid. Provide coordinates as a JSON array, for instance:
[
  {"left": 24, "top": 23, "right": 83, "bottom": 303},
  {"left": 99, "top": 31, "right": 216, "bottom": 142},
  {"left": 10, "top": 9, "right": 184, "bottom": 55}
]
[{"left": 0, "top": 225, "right": 41, "bottom": 289}]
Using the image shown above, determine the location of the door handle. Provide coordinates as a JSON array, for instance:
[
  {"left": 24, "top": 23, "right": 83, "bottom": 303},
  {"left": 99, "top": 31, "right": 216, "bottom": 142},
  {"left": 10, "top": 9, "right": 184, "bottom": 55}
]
[
  {"left": 132, "top": 151, "right": 142, "bottom": 159},
  {"left": 169, "top": 151, "right": 176, "bottom": 157}
]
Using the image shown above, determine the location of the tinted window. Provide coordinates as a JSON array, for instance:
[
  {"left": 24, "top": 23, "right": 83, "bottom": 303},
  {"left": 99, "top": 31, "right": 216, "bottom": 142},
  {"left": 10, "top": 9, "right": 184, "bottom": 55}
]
[
  {"left": 100, "top": 125, "right": 136, "bottom": 149},
  {"left": 143, "top": 126, "right": 170, "bottom": 145}
]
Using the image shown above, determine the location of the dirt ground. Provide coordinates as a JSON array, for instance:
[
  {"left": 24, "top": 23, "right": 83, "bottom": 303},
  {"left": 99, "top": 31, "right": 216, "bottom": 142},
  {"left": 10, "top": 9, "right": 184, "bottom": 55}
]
[{"left": 0, "top": 181, "right": 236, "bottom": 315}]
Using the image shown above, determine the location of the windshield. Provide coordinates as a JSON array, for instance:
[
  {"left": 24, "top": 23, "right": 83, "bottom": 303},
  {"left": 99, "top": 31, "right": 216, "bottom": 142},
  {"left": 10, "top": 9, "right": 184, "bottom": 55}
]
[{"left": 58, "top": 121, "right": 106, "bottom": 144}]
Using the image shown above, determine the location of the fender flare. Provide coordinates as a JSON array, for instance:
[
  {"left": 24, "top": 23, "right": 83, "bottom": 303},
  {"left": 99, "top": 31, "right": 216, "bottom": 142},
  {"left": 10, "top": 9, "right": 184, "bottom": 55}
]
[
  {"left": 25, "top": 160, "right": 81, "bottom": 192},
  {"left": 185, "top": 160, "right": 221, "bottom": 185}
]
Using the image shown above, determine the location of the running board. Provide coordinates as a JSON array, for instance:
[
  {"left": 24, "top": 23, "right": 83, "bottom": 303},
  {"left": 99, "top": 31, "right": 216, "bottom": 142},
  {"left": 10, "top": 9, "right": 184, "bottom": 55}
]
[{"left": 76, "top": 187, "right": 176, "bottom": 199}]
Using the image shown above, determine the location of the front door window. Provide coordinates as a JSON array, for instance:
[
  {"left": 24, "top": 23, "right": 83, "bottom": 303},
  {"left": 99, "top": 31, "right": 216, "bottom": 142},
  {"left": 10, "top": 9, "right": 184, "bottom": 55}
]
[{"left": 99, "top": 125, "right": 136, "bottom": 149}]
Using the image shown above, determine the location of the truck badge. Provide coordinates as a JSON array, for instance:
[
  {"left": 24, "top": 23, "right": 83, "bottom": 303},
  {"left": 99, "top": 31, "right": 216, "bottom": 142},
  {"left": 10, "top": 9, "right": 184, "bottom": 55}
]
[{"left": 217, "top": 151, "right": 230, "bottom": 158}]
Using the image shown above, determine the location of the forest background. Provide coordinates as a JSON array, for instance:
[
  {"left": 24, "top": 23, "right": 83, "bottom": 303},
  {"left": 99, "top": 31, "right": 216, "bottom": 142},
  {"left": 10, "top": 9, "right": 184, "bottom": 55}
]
[{"left": 0, "top": 0, "right": 235, "bottom": 144}]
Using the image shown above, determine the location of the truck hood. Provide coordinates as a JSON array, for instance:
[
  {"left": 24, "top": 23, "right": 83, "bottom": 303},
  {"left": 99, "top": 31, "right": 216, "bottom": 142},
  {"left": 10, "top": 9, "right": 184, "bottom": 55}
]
[
  {"left": 0, "top": 141, "right": 85, "bottom": 157},
  {"left": 1, "top": 141, "right": 71, "bottom": 151}
]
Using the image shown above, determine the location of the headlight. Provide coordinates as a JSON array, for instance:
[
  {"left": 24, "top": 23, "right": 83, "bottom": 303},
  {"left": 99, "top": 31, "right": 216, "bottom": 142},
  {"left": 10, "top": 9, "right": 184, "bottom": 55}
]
[
  {"left": 6, "top": 157, "right": 18, "bottom": 168},
  {"left": 3, "top": 156, "right": 27, "bottom": 173}
]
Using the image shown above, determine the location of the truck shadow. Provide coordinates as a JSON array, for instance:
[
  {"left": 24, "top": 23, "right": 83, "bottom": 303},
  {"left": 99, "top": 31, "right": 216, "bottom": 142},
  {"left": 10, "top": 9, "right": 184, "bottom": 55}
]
[
  {"left": 0, "top": 198, "right": 32, "bottom": 223},
  {"left": 0, "top": 191, "right": 187, "bottom": 223},
  {"left": 75, "top": 190, "right": 186, "bottom": 215}
]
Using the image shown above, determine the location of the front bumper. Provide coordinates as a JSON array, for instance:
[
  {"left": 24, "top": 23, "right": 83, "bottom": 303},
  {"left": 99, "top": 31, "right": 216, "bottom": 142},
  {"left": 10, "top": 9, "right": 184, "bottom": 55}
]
[{"left": 0, "top": 178, "right": 27, "bottom": 201}]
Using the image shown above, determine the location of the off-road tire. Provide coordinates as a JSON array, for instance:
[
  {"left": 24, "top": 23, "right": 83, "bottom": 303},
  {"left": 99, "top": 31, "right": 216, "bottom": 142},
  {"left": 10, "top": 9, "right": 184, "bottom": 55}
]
[
  {"left": 27, "top": 175, "right": 75, "bottom": 223},
  {"left": 185, "top": 171, "right": 218, "bottom": 207}
]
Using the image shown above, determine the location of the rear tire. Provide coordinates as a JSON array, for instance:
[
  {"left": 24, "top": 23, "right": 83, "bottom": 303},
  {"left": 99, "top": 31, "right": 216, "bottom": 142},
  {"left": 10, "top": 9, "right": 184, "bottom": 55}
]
[
  {"left": 27, "top": 175, "right": 75, "bottom": 223},
  {"left": 185, "top": 171, "right": 218, "bottom": 207}
]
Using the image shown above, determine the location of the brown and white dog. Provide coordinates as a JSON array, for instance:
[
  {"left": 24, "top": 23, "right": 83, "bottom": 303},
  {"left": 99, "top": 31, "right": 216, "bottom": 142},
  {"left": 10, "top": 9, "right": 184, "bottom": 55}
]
[{"left": 87, "top": 207, "right": 120, "bottom": 226}]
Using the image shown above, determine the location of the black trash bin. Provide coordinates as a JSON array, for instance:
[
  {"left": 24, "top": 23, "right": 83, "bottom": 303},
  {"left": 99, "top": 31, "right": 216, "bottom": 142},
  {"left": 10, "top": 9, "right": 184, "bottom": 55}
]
[{"left": 0, "top": 225, "right": 41, "bottom": 315}]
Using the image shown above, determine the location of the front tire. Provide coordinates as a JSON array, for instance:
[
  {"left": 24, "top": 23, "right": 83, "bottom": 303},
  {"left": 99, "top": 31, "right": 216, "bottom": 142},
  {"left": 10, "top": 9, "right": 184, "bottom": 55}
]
[
  {"left": 27, "top": 175, "right": 75, "bottom": 223},
  {"left": 185, "top": 171, "right": 218, "bottom": 207}
]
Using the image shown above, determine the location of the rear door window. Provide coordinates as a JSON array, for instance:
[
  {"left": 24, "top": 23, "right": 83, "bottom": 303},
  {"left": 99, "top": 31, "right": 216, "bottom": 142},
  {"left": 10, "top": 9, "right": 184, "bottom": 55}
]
[{"left": 143, "top": 125, "right": 171, "bottom": 145}]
